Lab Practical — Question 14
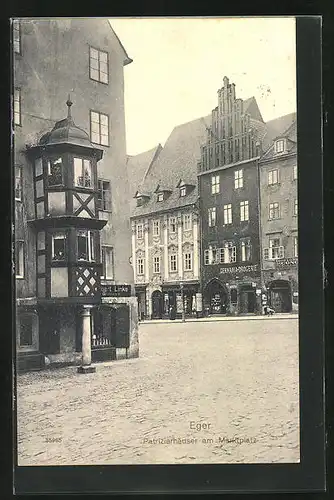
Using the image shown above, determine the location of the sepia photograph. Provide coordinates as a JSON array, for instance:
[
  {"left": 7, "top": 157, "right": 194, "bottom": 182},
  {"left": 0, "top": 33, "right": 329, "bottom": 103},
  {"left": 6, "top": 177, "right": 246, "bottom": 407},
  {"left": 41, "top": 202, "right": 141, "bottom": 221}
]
[{"left": 13, "top": 17, "right": 300, "bottom": 468}]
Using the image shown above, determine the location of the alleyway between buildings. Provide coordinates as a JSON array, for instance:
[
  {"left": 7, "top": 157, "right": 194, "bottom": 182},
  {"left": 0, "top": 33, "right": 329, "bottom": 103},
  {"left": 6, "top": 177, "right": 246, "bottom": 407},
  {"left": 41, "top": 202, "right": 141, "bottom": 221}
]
[{"left": 17, "top": 318, "right": 299, "bottom": 465}]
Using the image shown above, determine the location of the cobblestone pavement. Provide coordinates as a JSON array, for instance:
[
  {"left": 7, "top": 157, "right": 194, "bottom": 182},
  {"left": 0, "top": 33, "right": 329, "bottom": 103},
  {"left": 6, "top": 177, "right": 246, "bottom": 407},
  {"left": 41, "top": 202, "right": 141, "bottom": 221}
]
[{"left": 16, "top": 319, "right": 299, "bottom": 465}]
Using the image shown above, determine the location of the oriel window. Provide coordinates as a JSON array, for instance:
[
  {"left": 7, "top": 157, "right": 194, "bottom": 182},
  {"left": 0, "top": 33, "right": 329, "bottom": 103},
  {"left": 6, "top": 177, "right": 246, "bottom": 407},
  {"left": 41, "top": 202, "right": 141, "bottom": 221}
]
[
  {"left": 89, "top": 47, "right": 109, "bottom": 84},
  {"left": 77, "top": 230, "right": 95, "bottom": 261},
  {"left": 13, "top": 19, "right": 21, "bottom": 54},
  {"left": 90, "top": 110, "right": 109, "bottom": 146},
  {"left": 48, "top": 157, "right": 63, "bottom": 186},
  {"left": 74, "top": 157, "right": 93, "bottom": 188},
  {"left": 15, "top": 166, "right": 22, "bottom": 201},
  {"left": 52, "top": 232, "right": 67, "bottom": 261},
  {"left": 97, "top": 179, "right": 111, "bottom": 210}
]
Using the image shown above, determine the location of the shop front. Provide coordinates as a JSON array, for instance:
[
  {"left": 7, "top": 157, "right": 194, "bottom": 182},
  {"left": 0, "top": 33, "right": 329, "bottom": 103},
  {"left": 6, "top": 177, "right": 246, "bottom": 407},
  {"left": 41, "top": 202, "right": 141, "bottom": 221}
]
[
  {"left": 161, "top": 281, "right": 200, "bottom": 318},
  {"left": 263, "top": 258, "right": 298, "bottom": 314}
]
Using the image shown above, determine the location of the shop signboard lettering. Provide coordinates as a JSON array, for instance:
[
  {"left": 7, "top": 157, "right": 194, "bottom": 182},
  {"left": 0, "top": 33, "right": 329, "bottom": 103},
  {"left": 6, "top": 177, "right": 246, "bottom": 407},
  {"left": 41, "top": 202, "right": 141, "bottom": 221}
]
[
  {"left": 101, "top": 284, "right": 131, "bottom": 297},
  {"left": 275, "top": 258, "right": 298, "bottom": 270},
  {"left": 219, "top": 264, "right": 258, "bottom": 274}
]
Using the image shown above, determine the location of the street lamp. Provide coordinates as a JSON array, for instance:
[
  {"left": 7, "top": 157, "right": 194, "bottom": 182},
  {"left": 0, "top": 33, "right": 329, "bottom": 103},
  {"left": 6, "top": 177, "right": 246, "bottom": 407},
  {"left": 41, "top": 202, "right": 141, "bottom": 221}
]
[{"left": 180, "top": 282, "right": 185, "bottom": 323}]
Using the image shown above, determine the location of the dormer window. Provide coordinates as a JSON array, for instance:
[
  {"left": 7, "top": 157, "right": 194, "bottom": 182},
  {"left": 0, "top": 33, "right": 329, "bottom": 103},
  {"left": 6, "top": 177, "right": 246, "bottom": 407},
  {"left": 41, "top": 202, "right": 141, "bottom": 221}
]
[
  {"left": 180, "top": 186, "right": 187, "bottom": 197},
  {"left": 275, "top": 139, "right": 285, "bottom": 154},
  {"left": 157, "top": 192, "right": 164, "bottom": 202},
  {"left": 135, "top": 193, "right": 150, "bottom": 207}
]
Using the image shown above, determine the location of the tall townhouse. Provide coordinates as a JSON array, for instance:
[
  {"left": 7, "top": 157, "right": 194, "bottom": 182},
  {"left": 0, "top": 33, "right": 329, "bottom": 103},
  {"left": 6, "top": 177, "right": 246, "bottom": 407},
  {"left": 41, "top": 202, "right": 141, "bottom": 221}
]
[
  {"left": 198, "top": 77, "right": 267, "bottom": 315},
  {"left": 131, "top": 117, "right": 210, "bottom": 319},
  {"left": 13, "top": 18, "right": 139, "bottom": 371},
  {"left": 259, "top": 113, "right": 298, "bottom": 313}
]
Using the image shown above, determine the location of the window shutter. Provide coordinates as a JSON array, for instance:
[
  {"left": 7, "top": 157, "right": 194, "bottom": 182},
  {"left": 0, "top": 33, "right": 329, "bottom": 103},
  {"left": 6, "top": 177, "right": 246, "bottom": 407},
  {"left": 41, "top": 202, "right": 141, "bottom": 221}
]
[
  {"left": 263, "top": 248, "right": 269, "bottom": 260},
  {"left": 279, "top": 246, "right": 284, "bottom": 259}
]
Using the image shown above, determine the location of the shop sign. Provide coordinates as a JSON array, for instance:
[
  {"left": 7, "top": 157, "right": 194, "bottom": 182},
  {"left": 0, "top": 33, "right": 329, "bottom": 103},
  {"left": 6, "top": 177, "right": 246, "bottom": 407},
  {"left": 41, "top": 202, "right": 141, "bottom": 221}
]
[
  {"left": 275, "top": 258, "right": 298, "bottom": 270},
  {"left": 101, "top": 284, "right": 131, "bottom": 297},
  {"left": 220, "top": 264, "right": 259, "bottom": 274}
]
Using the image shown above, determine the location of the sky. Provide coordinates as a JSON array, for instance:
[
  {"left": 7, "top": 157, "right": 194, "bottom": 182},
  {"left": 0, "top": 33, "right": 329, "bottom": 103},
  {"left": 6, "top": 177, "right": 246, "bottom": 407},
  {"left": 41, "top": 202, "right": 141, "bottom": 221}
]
[{"left": 110, "top": 17, "right": 296, "bottom": 156}]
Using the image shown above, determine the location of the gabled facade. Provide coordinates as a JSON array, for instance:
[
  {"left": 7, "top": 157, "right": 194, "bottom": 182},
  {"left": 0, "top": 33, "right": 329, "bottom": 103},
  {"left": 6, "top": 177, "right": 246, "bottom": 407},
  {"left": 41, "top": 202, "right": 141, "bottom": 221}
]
[
  {"left": 130, "top": 117, "right": 209, "bottom": 319},
  {"left": 259, "top": 115, "right": 298, "bottom": 313},
  {"left": 13, "top": 18, "right": 138, "bottom": 371},
  {"left": 198, "top": 77, "right": 266, "bottom": 315}
]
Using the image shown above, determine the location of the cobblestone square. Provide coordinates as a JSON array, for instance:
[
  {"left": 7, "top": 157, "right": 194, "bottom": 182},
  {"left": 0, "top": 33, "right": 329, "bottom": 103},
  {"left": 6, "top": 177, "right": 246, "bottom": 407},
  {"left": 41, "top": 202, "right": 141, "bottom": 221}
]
[{"left": 16, "top": 318, "right": 299, "bottom": 465}]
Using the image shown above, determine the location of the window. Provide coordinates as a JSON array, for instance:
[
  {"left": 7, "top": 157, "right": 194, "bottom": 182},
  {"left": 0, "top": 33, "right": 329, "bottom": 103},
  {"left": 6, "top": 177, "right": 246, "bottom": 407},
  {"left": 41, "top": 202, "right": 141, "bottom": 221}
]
[
  {"left": 77, "top": 230, "right": 95, "bottom": 261},
  {"left": 224, "top": 204, "right": 232, "bottom": 224},
  {"left": 153, "top": 220, "right": 160, "bottom": 236},
  {"left": 136, "top": 223, "right": 143, "bottom": 240},
  {"left": 90, "top": 110, "right": 109, "bottom": 146},
  {"left": 153, "top": 256, "right": 160, "bottom": 273},
  {"left": 74, "top": 157, "right": 93, "bottom": 188},
  {"left": 268, "top": 169, "right": 279, "bottom": 185},
  {"left": 15, "top": 166, "right": 22, "bottom": 201},
  {"left": 221, "top": 241, "right": 236, "bottom": 263},
  {"left": 240, "top": 201, "right": 249, "bottom": 222},
  {"left": 184, "top": 252, "right": 192, "bottom": 271},
  {"left": 169, "top": 217, "right": 176, "bottom": 233},
  {"left": 208, "top": 207, "right": 216, "bottom": 227},
  {"left": 293, "top": 165, "right": 298, "bottom": 180},
  {"left": 204, "top": 249, "right": 210, "bottom": 265},
  {"left": 294, "top": 236, "right": 298, "bottom": 258},
  {"left": 294, "top": 199, "right": 298, "bottom": 216},
  {"left": 137, "top": 258, "right": 144, "bottom": 275},
  {"left": 20, "top": 314, "right": 33, "bottom": 347},
  {"left": 15, "top": 240, "right": 24, "bottom": 278},
  {"left": 234, "top": 169, "right": 243, "bottom": 189},
  {"left": 204, "top": 246, "right": 218, "bottom": 265},
  {"left": 89, "top": 46, "right": 109, "bottom": 84},
  {"left": 170, "top": 254, "right": 177, "bottom": 272},
  {"left": 241, "top": 239, "right": 251, "bottom": 262},
  {"left": 211, "top": 175, "right": 220, "bottom": 194},
  {"left": 275, "top": 139, "right": 285, "bottom": 153},
  {"left": 269, "top": 202, "right": 280, "bottom": 219},
  {"left": 48, "top": 157, "right": 63, "bottom": 186},
  {"left": 180, "top": 186, "right": 186, "bottom": 197},
  {"left": 52, "top": 232, "right": 66, "bottom": 261},
  {"left": 97, "top": 179, "right": 111, "bottom": 210},
  {"left": 183, "top": 213, "right": 192, "bottom": 231},
  {"left": 14, "top": 88, "right": 21, "bottom": 125},
  {"left": 263, "top": 238, "right": 284, "bottom": 260},
  {"left": 101, "top": 246, "right": 114, "bottom": 279},
  {"left": 13, "top": 19, "right": 21, "bottom": 54},
  {"left": 157, "top": 192, "right": 164, "bottom": 202}
]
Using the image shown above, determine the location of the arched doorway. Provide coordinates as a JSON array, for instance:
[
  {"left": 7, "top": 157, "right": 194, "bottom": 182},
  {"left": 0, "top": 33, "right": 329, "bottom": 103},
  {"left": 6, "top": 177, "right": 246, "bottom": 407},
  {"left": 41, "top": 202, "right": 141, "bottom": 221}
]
[
  {"left": 239, "top": 284, "right": 256, "bottom": 314},
  {"left": 204, "top": 279, "right": 228, "bottom": 314},
  {"left": 151, "top": 290, "right": 163, "bottom": 319},
  {"left": 268, "top": 280, "right": 292, "bottom": 313}
]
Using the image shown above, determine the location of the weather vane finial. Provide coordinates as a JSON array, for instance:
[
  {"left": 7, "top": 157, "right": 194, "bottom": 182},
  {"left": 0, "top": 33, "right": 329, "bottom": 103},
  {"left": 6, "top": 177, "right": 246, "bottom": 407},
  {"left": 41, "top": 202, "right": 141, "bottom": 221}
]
[{"left": 66, "top": 93, "right": 73, "bottom": 118}]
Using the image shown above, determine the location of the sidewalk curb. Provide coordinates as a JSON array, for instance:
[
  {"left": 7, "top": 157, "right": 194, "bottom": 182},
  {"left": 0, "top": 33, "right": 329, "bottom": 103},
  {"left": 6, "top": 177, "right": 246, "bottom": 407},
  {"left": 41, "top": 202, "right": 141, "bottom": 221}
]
[{"left": 140, "top": 315, "right": 298, "bottom": 325}]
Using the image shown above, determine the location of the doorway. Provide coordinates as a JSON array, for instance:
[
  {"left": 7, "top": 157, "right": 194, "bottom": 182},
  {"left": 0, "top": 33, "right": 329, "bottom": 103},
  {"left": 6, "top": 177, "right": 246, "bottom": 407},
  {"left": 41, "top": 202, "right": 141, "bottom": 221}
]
[
  {"left": 205, "top": 279, "right": 228, "bottom": 314},
  {"left": 268, "top": 280, "right": 292, "bottom": 312},
  {"left": 239, "top": 285, "right": 256, "bottom": 314},
  {"left": 39, "top": 307, "right": 60, "bottom": 354},
  {"left": 151, "top": 290, "right": 163, "bottom": 319}
]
